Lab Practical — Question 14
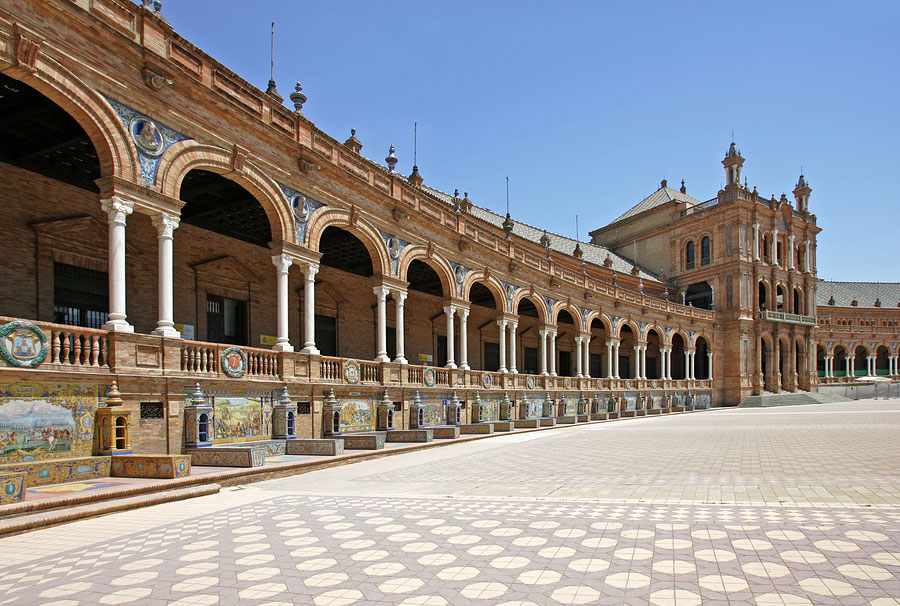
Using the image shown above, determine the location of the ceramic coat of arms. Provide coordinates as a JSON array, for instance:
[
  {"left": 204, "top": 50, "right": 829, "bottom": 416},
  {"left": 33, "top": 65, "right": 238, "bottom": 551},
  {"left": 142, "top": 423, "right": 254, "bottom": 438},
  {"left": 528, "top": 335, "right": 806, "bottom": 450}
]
[
  {"left": 220, "top": 346, "right": 247, "bottom": 378},
  {"left": 423, "top": 367, "right": 437, "bottom": 387},
  {"left": 343, "top": 359, "right": 361, "bottom": 384},
  {"left": 0, "top": 321, "right": 49, "bottom": 368}
]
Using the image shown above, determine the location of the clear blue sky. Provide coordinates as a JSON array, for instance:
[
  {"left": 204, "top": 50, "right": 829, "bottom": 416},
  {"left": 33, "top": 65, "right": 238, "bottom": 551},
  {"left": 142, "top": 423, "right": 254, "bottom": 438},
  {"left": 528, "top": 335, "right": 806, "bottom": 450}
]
[{"left": 161, "top": 1, "right": 898, "bottom": 282}]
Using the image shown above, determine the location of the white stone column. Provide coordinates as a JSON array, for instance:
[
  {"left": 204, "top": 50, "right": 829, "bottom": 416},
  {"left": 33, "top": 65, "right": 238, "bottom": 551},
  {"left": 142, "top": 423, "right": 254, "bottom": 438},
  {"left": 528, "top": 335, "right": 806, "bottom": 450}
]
[
  {"left": 890, "top": 356, "right": 896, "bottom": 376},
  {"left": 825, "top": 356, "right": 832, "bottom": 378},
  {"left": 549, "top": 329, "right": 557, "bottom": 376},
  {"left": 575, "top": 336, "right": 584, "bottom": 377},
  {"left": 805, "top": 241, "right": 811, "bottom": 273},
  {"left": 374, "top": 286, "right": 390, "bottom": 363},
  {"left": 849, "top": 356, "right": 855, "bottom": 377},
  {"left": 788, "top": 234, "right": 795, "bottom": 270},
  {"left": 583, "top": 337, "right": 591, "bottom": 378},
  {"left": 458, "top": 308, "right": 469, "bottom": 370},
  {"left": 633, "top": 345, "right": 641, "bottom": 380},
  {"left": 301, "top": 264, "right": 320, "bottom": 355},
  {"left": 539, "top": 328, "right": 548, "bottom": 375},
  {"left": 151, "top": 212, "right": 180, "bottom": 338},
  {"left": 613, "top": 341, "right": 620, "bottom": 379},
  {"left": 101, "top": 197, "right": 134, "bottom": 332},
  {"left": 606, "top": 340, "right": 614, "bottom": 378},
  {"left": 665, "top": 348, "right": 672, "bottom": 380},
  {"left": 707, "top": 352, "right": 713, "bottom": 380},
  {"left": 272, "top": 254, "right": 294, "bottom": 352},
  {"left": 641, "top": 346, "right": 648, "bottom": 379},
  {"left": 869, "top": 356, "right": 876, "bottom": 376},
  {"left": 684, "top": 351, "right": 691, "bottom": 380},
  {"left": 393, "top": 290, "right": 407, "bottom": 364},
  {"left": 771, "top": 228, "right": 779, "bottom": 265},
  {"left": 509, "top": 321, "right": 518, "bottom": 373},
  {"left": 497, "top": 319, "right": 508, "bottom": 373},
  {"left": 752, "top": 223, "right": 760, "bottom": 261},
  {"left": 443, "top": 305, "right": 456, "bottom": 369}
]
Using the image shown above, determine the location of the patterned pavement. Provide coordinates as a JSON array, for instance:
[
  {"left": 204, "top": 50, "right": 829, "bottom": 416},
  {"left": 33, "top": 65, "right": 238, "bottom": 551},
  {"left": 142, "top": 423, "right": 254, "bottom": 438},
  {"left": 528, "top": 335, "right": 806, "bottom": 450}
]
[{"left": 2, "top": 400, "right": 900, "bottom": 605}]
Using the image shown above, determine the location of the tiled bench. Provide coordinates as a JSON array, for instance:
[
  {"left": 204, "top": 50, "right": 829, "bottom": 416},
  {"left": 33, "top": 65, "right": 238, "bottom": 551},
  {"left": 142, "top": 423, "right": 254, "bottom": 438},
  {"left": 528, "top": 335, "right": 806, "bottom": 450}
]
[
  {"left": 285, "top": 439, "right": 344, "bottom": 456},
  {"left": 590, "top": 413, "right": 608, "bottom": 421},
  {"left": 514, "top": 419, "right": 540, "bottom": 428},
  {"left": 556, "top": 416, "right": 577, "bottom": 424},
  {"left": 576, "top": 415, "right": 589, "bottom": 423},
  {"left": 0, "top": 456, "right": 110, "bottom": 488},
  {"left": 341, "top": 433, "right": 386, "bottom": 450},
  {"left": 647, "top": 409, "right": 661, "bottom": 415},
  {"left": 491, "top": 421, "right": 514, "bottom": 432},
  {"left": 186, "top": 446, "right": 267, "bottom": 467},
  {"left": 621, "top": 411, "right": 636, "bottom": 418},
  {"left": 0, "top": 473, "right": 25, "bottom": 504},
  {"left": 539, "top": 418, "right": 556, "bottom": 427},
  {"left": 607, "top": 412, "right": 620, "bottom": 419},
  {"left": 460, "top": 423, "right": 493, "bottom": 434},
  {"left": 432, "top": 427, "right": 460, "bottom": 439},
  {"left": 110, "top": 455, "right": 191, "bottom": 479},
  {"left": 385, "top": 430, "right": 433, "bottom": 443}
]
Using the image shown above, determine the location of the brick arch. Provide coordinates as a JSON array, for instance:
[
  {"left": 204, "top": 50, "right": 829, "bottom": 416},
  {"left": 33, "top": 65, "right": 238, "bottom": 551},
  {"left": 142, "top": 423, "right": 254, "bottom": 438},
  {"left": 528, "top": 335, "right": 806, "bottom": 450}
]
[
  {"left": 157, "top": 141, "right": 292, "bottom": 244},
  {"left": 671, "top": 329, "right": 691, "bottom": 348},
  {"left": 304, "top": 208, "right": 389, "bottom": 277},
  {"left": 551, "top": 303, "right": 583, "bottom": 328},
  {"left": 510, "top": 292, "right": 549, "bottom": 323},
  {"left": 7, "top": 47, "right": 137, "bottom": 182},
  {"left": 397, "top": 247, "right": 454, "bottom": 297},
  {"left": 461, "top": 271, "right": 507, "bottom": 312},
  {"left": 646, "top": 324, "right": 665, "bottom": 343},
  {"left": 619, "top": 319, "right": 643, "bottom": 341}
]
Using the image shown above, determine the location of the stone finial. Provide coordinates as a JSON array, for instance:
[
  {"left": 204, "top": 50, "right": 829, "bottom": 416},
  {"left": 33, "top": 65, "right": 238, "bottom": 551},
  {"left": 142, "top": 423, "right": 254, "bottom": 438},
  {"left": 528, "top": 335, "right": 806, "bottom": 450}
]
[
  {"left": 106, "top": 380, "right": 123, "bottom": 407},
  {"left": 796, "top": 174, "right": 809, "bottom": 189},
  {"left": 725, "top": 141, "right": 740, "bottom": 158},
  {"left": 381, "top": 390, "right": 393, "bottom": 407},
  {"left": 875, "top": 298, "right": 882, "bottom": 307},
  {"left": 413, "top": 390, "right": 423, "bottom": 406},
  {"left": 473, "top": 391, "right": 482, "bottom": 404},
  {"left": 450, "top": 392, "right": 460, "bottom": 407},
  {"left": 344, "top": 128, "right": 362, "bottom": 154},
  {"left": 281, "top": 385, "right": 291, "bottom": 406},
  {"left": 289, "top": 82, "right": 307, "bottom": 113},
  {"left": 680, "top": 179, "right": 686, "bottom": 194},
  {"left": 408, "top": 165, "right": 423, "bottom": 187},
  {"left": 265, "top": 79, "right": 282, "bottom": 103},
  {"left": 603, "top": 254, "right": 613, "bottom": 268},
  {"left": 573, "top": 242, "right": 582, "bottom": 259},
  {"left": 540, "top": 230, "right": 550, "bottom": 248},
  {"left": 503, "top": 213, "right": 514, "bottom": 239},
  {"left": 660, "top": 179, "right": 667, "bottom": 189},
  {"left": 324, "top": 389, "right": 338, "bottom": 409},
  {"left": 385, "top": 145, "right": 398, "bottom": 173},
  {"left": 191, "top": 382, "right": 205, "bottom": 407}
]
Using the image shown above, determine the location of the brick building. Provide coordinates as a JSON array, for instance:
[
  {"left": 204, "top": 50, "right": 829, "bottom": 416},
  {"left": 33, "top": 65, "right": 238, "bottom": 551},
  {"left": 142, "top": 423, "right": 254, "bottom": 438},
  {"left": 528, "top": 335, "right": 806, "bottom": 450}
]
[{"left": 0, "top": 0, "right": 894, "bottom": 470}]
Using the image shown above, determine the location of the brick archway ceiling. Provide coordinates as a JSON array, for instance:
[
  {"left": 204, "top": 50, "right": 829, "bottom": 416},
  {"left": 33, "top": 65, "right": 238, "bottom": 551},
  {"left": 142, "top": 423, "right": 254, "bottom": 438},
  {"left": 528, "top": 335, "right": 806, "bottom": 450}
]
[
  {"left": 407, "top": 260, "right": 443, "bottom": 296},
  {"left": 319, "top": 226, "right": 373, "bottom": 277},
  {"left": 0, "top": 72, "right": 99, "bottom": 192},
  {"left": 469, "top": 282, "right": 497, "bottom": 309},
  {"left": 517, "top": 298, "right": 539, "bottom": 318},
  {"left": 557, "top": 310, "right": 576, "bottom": 325},
  {"left": 180, "top": 169, "right": 272, "bottom": 247}
]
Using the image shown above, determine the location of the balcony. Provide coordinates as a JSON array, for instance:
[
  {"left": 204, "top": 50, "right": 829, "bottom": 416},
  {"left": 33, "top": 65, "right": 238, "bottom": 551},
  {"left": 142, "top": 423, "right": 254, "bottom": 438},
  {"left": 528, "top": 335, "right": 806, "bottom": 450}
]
[{"left": 759, "top": 311, "right": 816, "bottom": 326}]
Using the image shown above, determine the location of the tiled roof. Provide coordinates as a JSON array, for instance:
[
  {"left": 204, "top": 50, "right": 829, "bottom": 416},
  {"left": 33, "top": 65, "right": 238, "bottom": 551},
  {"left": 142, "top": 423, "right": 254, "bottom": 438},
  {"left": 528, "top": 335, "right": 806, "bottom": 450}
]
[
  {"left": 817, "top": 281, "right": 900, "bottom": 309},
  {"left": 608, "top": 186, "right": 702, "bottom": 225},
  {"left": 363, "top": 165, "right": 661, "bottom": 282}
]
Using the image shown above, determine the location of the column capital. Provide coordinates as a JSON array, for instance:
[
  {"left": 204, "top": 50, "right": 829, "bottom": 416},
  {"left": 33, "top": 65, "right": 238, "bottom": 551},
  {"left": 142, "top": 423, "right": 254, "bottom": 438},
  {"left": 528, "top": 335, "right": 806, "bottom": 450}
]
[
  {"left": 538, "top": 327, "right": 548, "bottom": 338},
  {"left": 151, "top": 212, "right": 180, "bottom": 238},
  {"left": 443, "top": 305, "right": 456, "bottom": 317},
  {"left": 373, "top": 285, "right": 390, "bottom": 301},
  {"left": 457, "top": 307, "right": 469, "bottom": 319},
  {"left": 497, "top": 318, "right": 508, "bottom": 329},
  {"left": 392, "top": 289, "right": 408, "bottom": 304},
  {"left": 304, "top": 263, "right": 319, "bottom": 279},
  {"left": 606, "top": 338, "right": 621, "bottom": 346},
  {"left": 272, "top": 253, "right": 293, "bottom": 274},
  {"left": 101, "top": 197, "right": 134, "bottom": 225}
]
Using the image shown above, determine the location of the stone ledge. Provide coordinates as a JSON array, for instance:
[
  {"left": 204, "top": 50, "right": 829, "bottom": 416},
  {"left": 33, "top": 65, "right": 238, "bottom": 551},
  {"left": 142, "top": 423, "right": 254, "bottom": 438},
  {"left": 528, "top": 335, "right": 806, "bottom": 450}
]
[
  {"left": 432, "top": 426, "right": 460, "bottom": 439},
  {"left": 285, "top": 439, "right": 344, "bottom": 456},
  {"left": 491, "top": 421, "right": 514, "bottom": 432},
  {"left": 186, "top": 447, "right": 267, "bottom": 467},
  {"left": 514, "top": 419, "right": 540, "bottom": 428},
  {"left": 0, "top": 457, "right": 110, "bottom": 488},
  {"left": 385, "top": 430, "right": 433, "bottom": 443},
  {"left": 556, "top": 416, "right": 577, "bottom": 424},
  {"left": 110, "top": 455, "right": 191, "bottom": 479},
  {"left": 539, "top": 418, "right": 556, "bottom": 427},
  {"left": 341, "top": 433, "right": 386, "bottom": 450},
  {"left": 460, "top": 423, "right": 493, "bottom": 434}
]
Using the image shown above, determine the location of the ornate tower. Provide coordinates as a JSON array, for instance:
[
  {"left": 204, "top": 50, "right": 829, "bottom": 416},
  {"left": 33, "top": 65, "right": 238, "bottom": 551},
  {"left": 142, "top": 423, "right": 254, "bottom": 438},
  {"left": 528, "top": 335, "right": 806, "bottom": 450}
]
[
  {"left": 793, "top": 174, "right": 811, "bottom": 213},
  {"left": 722, "top": 142, "right": 744, "bottom": 189}
]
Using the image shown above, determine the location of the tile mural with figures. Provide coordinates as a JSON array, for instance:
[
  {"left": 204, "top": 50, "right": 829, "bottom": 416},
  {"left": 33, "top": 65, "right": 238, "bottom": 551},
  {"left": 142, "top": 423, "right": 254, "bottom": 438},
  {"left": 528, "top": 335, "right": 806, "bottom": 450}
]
[
  {"left": 0, "top": 379, "right": 99, "bottom": 463},
  {"left": 418, "top": 394, "right": 451, "bottom": 427},
  {"left": 183, "top": 388, "right": 274, "bottom": 444},
  {"left": 335, "top": 393, "right": 375, "bottom": 433}
]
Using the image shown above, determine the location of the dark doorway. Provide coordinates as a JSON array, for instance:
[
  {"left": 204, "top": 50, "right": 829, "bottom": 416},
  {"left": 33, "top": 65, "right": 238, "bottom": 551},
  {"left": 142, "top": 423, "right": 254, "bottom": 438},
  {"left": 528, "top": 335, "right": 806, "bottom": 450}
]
[
  {"left": 315, "top": 314, "right": 337, "bottom": 356},
  {"left": 207, "top": 295, "right": 246, "bottom": 345}
]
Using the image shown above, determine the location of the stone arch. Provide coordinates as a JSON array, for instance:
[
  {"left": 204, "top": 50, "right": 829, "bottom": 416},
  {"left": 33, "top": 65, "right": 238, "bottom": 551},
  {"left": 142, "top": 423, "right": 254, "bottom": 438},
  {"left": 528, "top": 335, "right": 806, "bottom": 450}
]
[
  {"left": 758, "top": 279, "right": 770, "bottom": 311},
  {"left": 460, "top": 271, "right": 507, "bottom": 312},
  {"left": 511, "top": 292, "right": 548, "bottom": 323},
  {"left": 305, "top": 210, "right": 390, "bottom": 277},
  {"left": 5, "top": 48, "right": 138, "bottom": 182},
  {"left": 397, "top": 247, "right": 454, "bottom": 297},
  {"left": 621, "top": 319, "right": 643, "bottom": 342},
  {"left": 646, "top": 324, "right": 665, "bottom": 343},
  {"left": 157, "top": 141, "right": 293, "bottom": 244}
]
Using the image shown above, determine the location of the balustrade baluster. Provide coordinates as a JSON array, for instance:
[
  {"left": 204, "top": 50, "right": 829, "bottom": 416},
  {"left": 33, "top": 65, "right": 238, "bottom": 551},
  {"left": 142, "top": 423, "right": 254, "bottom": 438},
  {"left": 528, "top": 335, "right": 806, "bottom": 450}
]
[
  {"left": 90, "top": 336, "right": 99, "bottom": 366},
  {"left": 52, "top": 331, "right": 61, "bottom": 364},
  {"left": 61, "top": 333, "right": 71, "bottom": 365}
]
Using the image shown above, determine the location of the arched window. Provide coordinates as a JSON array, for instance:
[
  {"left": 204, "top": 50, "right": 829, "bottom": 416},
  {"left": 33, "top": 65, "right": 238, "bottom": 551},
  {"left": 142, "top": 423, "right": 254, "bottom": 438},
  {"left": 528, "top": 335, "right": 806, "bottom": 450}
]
[
  {"left": 685, "top": 241, "right": 695, "bottom": 269},
  {"left": 700, "top": 236, "right": 711, "bottom": 265},
  {"left": 417, "top": 408, "right": 424, "bottom": 426},
  {"left": 198, "top": 413, "right": 209, "bottom": 442},
  {"left": 287, "top": 412, "right": 295, "bottom": 435}
]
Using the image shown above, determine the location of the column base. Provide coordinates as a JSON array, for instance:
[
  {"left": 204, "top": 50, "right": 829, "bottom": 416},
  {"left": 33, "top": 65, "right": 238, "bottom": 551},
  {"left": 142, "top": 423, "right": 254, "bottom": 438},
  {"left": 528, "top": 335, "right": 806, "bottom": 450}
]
[
  {"left": 540, "top": 371, "right": 548, "bottom": 376},
  {"left": 151, "top": 325, "right": 181, "bottom": 338},
  {"left": 459, "top": 363, "right": 470, "bottom": 370},
  {"left": 375, "top": 354, "right": 391, "bottom": 363},
  {"left": 445, "top": 362, "right": 457, "bottom": 369},
  {"left": 510, "top": 368, "right": 518, "bottom": 374},
  {"left": 103, "top": 319, "right": 134, "bottom": 333},
  {"left": 301, "top": 345, "right": 320, "bottom": 355},
  {"left": 273, "top": 342, "right": 295, "bottom": 352},
  {"left": 394, "top": 356, "right": 408, "bottom": 364}
]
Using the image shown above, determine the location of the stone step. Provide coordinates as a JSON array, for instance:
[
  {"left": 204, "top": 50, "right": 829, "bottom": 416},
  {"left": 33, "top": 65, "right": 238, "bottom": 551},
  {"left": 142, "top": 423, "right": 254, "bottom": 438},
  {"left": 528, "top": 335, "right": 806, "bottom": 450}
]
[{"left": 740, "top": 391, "right": 854, "bottom": 408}]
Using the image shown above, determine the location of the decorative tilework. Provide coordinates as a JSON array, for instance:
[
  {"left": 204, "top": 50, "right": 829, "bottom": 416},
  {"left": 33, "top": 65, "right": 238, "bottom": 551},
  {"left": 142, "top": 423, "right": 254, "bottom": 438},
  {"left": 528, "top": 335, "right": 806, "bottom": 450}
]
[
  {"left": 285, "top": 439, "right": 344, "bottom": 456},
  {"left": 104, "top": 97, "right": 188, "bottom": 184},
  {"left": 110, "top": 455, "right": 191, "bottom": 479},
  {"left": 449, "top": 262, "right": 469, "bottom": 296},
  {"left": 186, "top": 446, "right": 267, "bottom": 467},
  {"left": 279, "top": 183, "right": 324, "bottom": 243},
  {"left": 380, "top": 232, "right": 410, "bottom": 275},
  {"left": 0, "top": 472, "right": 24, "bottom": 504},
  {"left": 0, "top": 456, "right": 110, "bottom": 488}
]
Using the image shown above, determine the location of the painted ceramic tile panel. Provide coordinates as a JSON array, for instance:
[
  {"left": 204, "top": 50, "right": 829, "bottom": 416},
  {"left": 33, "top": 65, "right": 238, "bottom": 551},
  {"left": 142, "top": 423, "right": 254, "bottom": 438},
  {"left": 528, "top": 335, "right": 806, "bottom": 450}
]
[
  {"left": 695, "top": 391, "right": 711, "bottom": 409},
  {"left": 0, "top": 380, "right": 98, "bottom": 463},
  {"left": 336, "top": 395, "right": 375, "bottom": 433},
  {"left": 195, "top": 389, "right": 273, "bottom": 443},
  {"left": 624, "top": 393, "right": 638, "bottom": 410},
  {"left": 477, "top": 399, "right": 500, "bottom": 422},
  {"left": 560, "top": 393, "right": 577, "bottom": 415},
  {"left": 419, "top": 393, "right": 451, "bottom": 426}
]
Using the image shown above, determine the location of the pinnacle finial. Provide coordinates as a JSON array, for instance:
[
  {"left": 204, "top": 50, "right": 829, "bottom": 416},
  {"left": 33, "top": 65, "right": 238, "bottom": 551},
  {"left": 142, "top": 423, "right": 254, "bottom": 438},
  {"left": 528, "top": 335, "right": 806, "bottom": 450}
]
[
  {"left": 289, "top": 81, "right": 307, "bottom": 113},
  {"left": 385, "top": 144, "right": 398, "bottom": 173}
]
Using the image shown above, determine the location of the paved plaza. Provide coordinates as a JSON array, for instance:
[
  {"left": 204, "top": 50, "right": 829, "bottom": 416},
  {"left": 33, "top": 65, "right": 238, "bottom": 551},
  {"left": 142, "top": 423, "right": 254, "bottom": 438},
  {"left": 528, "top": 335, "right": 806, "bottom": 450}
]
[{"left": 2, "top": 401, "right": 900, "bottom": 605}]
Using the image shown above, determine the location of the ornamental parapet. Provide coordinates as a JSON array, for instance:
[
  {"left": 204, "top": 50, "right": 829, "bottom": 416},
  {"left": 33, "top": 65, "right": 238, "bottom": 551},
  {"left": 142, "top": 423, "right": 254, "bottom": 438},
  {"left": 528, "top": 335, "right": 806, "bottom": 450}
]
[{"left": 759, "top": 311, "right": 816, "bottom": 326}]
